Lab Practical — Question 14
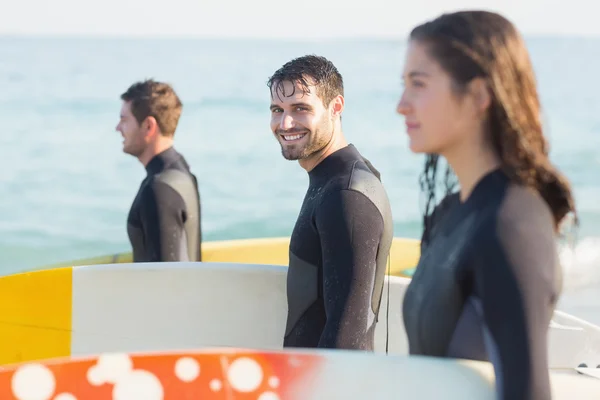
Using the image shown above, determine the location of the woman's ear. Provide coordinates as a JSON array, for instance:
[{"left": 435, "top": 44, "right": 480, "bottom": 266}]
[{"left": 469, "top": 77, "right": 492, "bottom": 115}]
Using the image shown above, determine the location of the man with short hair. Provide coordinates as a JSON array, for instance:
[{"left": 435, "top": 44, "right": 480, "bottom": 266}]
[
  {"left": 117, "top": 79, "right": 201, "bottom": 262},
  {"left": 267, "top": 55, "right": 394, "bottom": 350}
]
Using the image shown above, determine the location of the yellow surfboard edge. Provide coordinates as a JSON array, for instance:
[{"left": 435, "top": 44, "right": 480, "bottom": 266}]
[
  {"left": 36, "top": 236, "right": 421, "bottom": 277},
  {"left": 0, "top": 267, "right": 72, "bottom": 365}
]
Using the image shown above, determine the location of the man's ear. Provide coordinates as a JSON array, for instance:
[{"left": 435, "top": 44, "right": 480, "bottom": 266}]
[
  {"left": 331, "top": 94, "right": 345, "bottom": 118},
  {"left": 142, "top": 116, "right": 159, "bottom": 139}
]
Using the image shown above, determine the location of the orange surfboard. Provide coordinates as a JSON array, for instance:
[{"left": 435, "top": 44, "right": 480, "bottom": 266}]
[
  {"left": 0, "top": 348, "right": 598, "bottom": 399},
  {"left": 0, "top": 348, "right": 322, "bottom": 400}
]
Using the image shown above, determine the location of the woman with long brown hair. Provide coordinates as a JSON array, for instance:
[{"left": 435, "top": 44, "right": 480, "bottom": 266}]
[{"left": 397, "top": 10, "right": 577, "bottom": 400}]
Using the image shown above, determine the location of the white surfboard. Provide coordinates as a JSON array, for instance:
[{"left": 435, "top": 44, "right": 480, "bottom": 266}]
[
  {"left": 66, "top": 262, "right": 410, "bottom": 356},
  {"left": 550, "top": 310, "right": 600, "bottom": 369},
  {"left": 0, "top": 261, "right": 598, "bottom": 371}
]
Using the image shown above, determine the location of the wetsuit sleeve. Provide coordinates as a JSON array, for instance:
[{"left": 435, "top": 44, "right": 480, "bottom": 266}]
[
  {"left": 472, "top": 189, "right": 558, "bottom": 400},
  {"left": 315, "top": 189, "right": 385, "bottom": 349},
  {"left": 137, "top": 181, "right": 189, "bottom": 262}
]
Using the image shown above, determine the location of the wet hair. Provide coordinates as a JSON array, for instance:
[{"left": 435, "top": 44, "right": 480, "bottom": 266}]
[
  {"left": 411, "top": 11, "right": 577, "bottom": 242},
  {"left": 267, "top": 55, "right": 344, "bottom": 108},
  {"left": 120, "top": 79, "right": 183, "bottom": 137}
]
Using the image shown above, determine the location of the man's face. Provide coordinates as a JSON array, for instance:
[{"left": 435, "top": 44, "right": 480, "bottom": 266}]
[
  {"left": 116, "top": 101, "right": 146, "bottom": 157},
  {"left": 269, "top": 79, "right": 334, "bottom": 161}
]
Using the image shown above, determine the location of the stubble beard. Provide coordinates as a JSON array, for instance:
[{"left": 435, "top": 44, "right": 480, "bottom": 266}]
[
  {"left": 280, "top": 117, "right": 333, "bottom": 161},
  {"left": 123, "top": 129, "right": 146, "bottom": 158}
]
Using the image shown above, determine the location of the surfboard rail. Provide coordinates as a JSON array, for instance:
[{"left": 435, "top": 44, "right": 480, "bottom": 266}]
[
  {"left": 0, "top": 261, "right": 598, "bottom": 372},
  {"left": 0, "top": 347, "right": 598, "bottom": 400},
  {"left": 34, "top": 236, "right": 422, "bottom": 278}
]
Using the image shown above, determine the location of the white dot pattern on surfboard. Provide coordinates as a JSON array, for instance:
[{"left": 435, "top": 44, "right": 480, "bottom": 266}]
[{"left": 10, "top": 353, "right": 283, "bottom": 400}]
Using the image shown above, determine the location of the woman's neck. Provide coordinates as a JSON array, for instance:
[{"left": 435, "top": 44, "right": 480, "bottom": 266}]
[{"left": 443, "top": 139, "right": 501, "bottom": 203}]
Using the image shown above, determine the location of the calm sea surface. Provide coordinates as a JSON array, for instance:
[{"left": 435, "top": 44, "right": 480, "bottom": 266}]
[{"left": 1, "top": 36, "right": 599, "bottom": 323}]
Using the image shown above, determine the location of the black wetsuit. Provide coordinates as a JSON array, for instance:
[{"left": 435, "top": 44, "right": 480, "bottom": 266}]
[
  {"left": 284, "top": 144, "right": 394, "bottom": 350},
  {"left": 402, "top": 169, "right": 560, "bottom": 400},
  {"left": 127, "top": 147, "right": 202, "bottom": 262}
]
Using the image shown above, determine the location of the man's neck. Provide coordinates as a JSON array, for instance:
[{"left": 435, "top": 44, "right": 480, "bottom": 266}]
[
  {"left": 139, "top": 139, "right": 174, "bottom": 167},
  {"left": 299, "top": 130, "right": 347, "bottom": 173}
]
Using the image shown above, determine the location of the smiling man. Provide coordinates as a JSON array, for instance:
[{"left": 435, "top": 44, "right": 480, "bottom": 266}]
[{"left": 267, "top": 55, "right": 394, "bottom": 350}]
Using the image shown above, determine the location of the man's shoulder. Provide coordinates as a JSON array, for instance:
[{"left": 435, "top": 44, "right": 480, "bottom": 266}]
[
  {"left": 319, "top": 155, "right": 387, "bottom": 196},
  {"left": 318, "top": 184, "right": 388, "bottom": 217},
  {"left": 155, "top": 167, "right": 194, "bottom": 185},
  {"left": 348, "top": 159, "right": 391, "bottom": 214},
  {"left": 140, "top": 171, "right": 188, "bottom": 199},
  {"left": 152, "top": 167, "right": 199, "bottom": 211},
  {"left": 349, "top": 158, "right": 385, "bottom": 186}
]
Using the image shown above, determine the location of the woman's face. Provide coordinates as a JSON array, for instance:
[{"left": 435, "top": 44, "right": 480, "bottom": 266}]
[{"left": 396, "top": 40, "right": 480, "bottom": 156}]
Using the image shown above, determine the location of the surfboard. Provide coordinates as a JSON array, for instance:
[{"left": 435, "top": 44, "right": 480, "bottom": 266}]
[
  {"left": 0, "top": 348, "right": 598, "bottom": 400},
  {"left": 34, "top": 236, "right": 422, "bottom": 278},
  {"left": 576, "top": 367, "right": 600, "bottom": 380},
  {"left": 0, "top": 262, "right": 409, "bottom": 365},
  {"left": 550, "top": 310, "right": 600, "bottom": 369},
  {"left": 0, "top": 261, "right": 598, "bottom": 371}
]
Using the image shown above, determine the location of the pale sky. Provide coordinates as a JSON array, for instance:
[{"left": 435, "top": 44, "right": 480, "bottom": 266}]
[{"left": 1, "top": 0, "right": 596, "bottom": 38}]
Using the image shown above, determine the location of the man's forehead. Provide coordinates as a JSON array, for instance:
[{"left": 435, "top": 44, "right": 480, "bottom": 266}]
[
  {"left": 120, "top": 100, "right": 133, "bottom": 116},
  {"left": 270, "top": 79, "right": 317, "bottom": 102},
  {"left": 121, "top": 100, "right": 132, "bottom": 110}
]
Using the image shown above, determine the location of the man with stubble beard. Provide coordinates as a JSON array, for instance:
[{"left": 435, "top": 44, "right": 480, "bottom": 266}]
[
  {"left": 267, "top": 55, "right": 394, "bottom": 351},
  {"left": 116, "top": 79, "right": 202, "bottom": 263}
]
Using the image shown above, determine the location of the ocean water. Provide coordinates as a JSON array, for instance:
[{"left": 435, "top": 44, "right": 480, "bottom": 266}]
[{"left": 1, "top": 36, "right": 599, "bottom": 324}]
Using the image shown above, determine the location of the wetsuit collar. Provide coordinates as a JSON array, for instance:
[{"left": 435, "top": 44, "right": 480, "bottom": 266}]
[
  {"left": 145, "top": 147, "right": 180, "bottom": 176},
  {"left": 461, "top": 167, "right": 507, "bottom": 205},
  {"left": 308, "top": 144, "right": 360, "bottom": 182}
]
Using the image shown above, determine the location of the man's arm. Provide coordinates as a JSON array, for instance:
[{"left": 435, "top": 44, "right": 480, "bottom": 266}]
[
  {"left": 138, "top": 181, "right": 189, "bottom": 262},
  {"left": 315, "top": 189, "right": 385, "bottom": 350}
]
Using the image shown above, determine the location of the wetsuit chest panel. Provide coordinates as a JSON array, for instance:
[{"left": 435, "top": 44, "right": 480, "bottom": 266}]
[
  {"left": 127, "top": 178, "right": 152, "bottom": 261},
  {"left": 284, "top": 186, "right": 326, "bottom": 347},
  {"left": 285, "top": 252, "right": 319, "bottom": 336},
  {"left": 289, "top": 185, "right": 325, "bottom": 268},
  {"left": 445, "top": 296, "right": 491, "bottom": 361},
  {"left": 402, "top": 203, "right": 485, "bottom": 356}
]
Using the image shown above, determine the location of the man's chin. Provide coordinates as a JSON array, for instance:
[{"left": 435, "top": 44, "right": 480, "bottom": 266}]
[
  {"left": 281, "top": 146, "right": 307, "bottom": 161},
  {"left": 123, "top": 145, "right": 142, "bottom": 157},
  {"left": 281, "top": 151, "right": 301, "bottom": 161}
]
